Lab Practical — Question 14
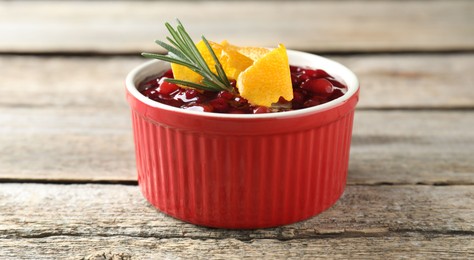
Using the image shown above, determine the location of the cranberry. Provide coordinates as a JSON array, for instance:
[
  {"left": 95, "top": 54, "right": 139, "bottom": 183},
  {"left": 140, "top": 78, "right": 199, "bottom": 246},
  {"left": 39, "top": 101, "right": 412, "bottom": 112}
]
[
  {"left": 291, "top": 90, "right": 305, "bottom": 107},
  {"left": 209, "top": 98, "right": 230, "bottom": 113},
  {"left": 230, "top": 96, "right": 248, "bottom": 108},
  {"left": 303, "top": 97, "right": 324, "bottom": 108},
  {"left": 218, "top": 91, "right": 234, "bottom": 100},
  {"left": 185, "top": 89, "right": 199, "bottom": 99},
  {"left": 329, "top": 88, "right": 345, "bottom": 100},
  {"left": 327, "top": 78, "right": 346, "bottom": 89},
  {"left": 253, "top": 106, "right": 270, "bottom": 114},
  {"left": 301, "top": 78, "right": 334, "bottom": 96},
  {"left": 229, "top": 80, "right": 237, "bottom": 88},
  {"left": 162, "top": 70, "right": 174, "bottom": 78},
  {"left": 158, "top": 96, "right": 184, "bottom": 107},
  {"left": 158, "top": 79, "right": 179, "bottom": 95},
  {"left": 291, "top": 74, "right": 300, "bottom": 86},
  {"left": 184, "top": 104, "right": 213, "bottom": 112},
  {"left": 298, "top": 73, "right": 310, "bottom": 82},
  {"left": 290, "top": 66, "right": 302, "bottom": 73},
  {"left": 142, "top": 86, "right": 158, "bottom": 97},
  {"left": 142, "top": 78, "right": 160, "bottom": 88},
  {"left": 305, "top": 69, "right": 330, "bottom": 79},
  {"left": 138, "top": 67, "right": 347, "bottom": 114}
]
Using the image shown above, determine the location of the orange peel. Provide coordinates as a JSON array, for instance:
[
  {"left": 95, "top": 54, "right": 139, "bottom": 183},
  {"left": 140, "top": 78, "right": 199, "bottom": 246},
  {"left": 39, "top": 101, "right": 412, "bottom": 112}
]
[
  {"left": 221, "top": 40, "right": 270, "bottom": 61},
  {"left": 171, "top": 40, "right": 253, "bottom": 84},
  {"left": 236, "top": 44, "right": 293, "bottom": 107},
  {"left": 172, "top": 40, "right": 293, "bottom": 107}
]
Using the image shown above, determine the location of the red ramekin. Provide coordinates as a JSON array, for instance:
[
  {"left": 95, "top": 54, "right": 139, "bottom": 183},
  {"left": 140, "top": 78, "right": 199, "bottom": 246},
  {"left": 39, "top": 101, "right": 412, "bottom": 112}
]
[{"left": 126, "top": 50, "right": 359, "bottom": 229}]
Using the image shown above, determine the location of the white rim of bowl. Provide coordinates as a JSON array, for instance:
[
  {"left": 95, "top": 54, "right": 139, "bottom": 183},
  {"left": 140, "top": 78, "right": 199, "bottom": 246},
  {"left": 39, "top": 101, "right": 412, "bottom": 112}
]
[{"left": 126, "top": 50, "right": 359, "bottom": 119}]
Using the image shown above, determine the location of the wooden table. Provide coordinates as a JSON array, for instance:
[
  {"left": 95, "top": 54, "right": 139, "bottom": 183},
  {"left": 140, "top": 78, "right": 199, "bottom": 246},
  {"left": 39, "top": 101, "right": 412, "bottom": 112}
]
[{"left": 1, "top": 1, "right": 473, "bottom": 259}]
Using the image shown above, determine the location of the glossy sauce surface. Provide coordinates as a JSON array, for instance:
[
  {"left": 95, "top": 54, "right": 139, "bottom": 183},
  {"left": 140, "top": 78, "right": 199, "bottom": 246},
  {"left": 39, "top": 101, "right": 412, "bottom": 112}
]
[{"left": 139, "top": 66, "right": 347, "bottom": 114}]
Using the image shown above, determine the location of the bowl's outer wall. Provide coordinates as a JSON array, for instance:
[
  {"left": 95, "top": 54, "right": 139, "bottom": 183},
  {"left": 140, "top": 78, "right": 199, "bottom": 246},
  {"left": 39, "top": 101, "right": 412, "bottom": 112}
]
[{"left": 126, "top": 52, "right": 359, "bottom": 228}]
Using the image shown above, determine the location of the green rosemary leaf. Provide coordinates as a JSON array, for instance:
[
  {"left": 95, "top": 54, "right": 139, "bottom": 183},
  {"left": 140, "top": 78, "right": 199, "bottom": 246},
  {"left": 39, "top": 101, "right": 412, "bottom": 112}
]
[
  {"left": 175, "top": 22, "right": 220, "bottom": 83},
  {"left": 165, "top": 37, "right": 181, "bottom": 52},
  {"left": 166, "top": 22, "right": 198, "bottom": 64},
  {"left": 154, "top": 40, "right": 189, "bottom": 62},
  {"left": 201, "top": 78, "right": 223, "bottom": 90},
  {"left": 143, "top": 20, "right": 233, "bottom": 92},
  {"left": 176, "top": 24, "right": 212, "bottom": 76},
  {"left": 201, "top": 36, "right": 231, "bottom": 87},
  {"left": 165, "top": 22, "right": 187, "bottom": 52},
  {"left": 141, "top": 52, "right": 176, "bottom": 63},
  {"left": 214, "top": 65, "right": 229, "bottom": 86}
]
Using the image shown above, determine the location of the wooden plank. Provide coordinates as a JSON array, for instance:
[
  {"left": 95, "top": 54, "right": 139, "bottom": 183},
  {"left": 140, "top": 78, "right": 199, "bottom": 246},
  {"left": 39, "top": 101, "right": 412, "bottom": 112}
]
[
  {"left": 334, "top": 54, "right": 474, "bottom": 109},
  {"left": 0, "top": 56, "right": 140, "bottom": 109},
  {"left": 0, "top": 109, "right": 473, "bottom": 184},
  {"left": 0, "top": 107, "right": 136, "bottom": 182},
  {"left": 1, "top": 184, "right": 473, "bottom": 239},
  {"left": 2, "top": 183, "right": 472, "bottom": 258},
  {"left": 1, "top": 54, "right": 473, "bottom": 109},
  {"left": 350, "top": 110, "right": 474, "bottom": 185},
  {"left": 1, "top": 235, "right": 473, "bottom": 259},
  {"left": 0, "top": 1, "right": 472, "bottom": 53}
]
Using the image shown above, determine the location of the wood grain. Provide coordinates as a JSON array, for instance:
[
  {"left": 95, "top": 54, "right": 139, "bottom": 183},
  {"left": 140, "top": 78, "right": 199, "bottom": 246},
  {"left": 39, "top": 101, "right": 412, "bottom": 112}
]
[
  {"left": 0, "top": 184, "right": 473, "bottom": 259},
  {"left": 0, "top": 1, "right": 472, "bottom": 53},
  {"left": 1, "top": 235, "right": 473, "bottom": 259},
  {"left": 0, "top": 109, "right": 472, "bottom": 184},
  {"left": 335, "top": 54, "right": 474, "bottom": 109},
  {"left": 1, "top": 54, "right": 473, "bottom": 109},
  {"left": 1, "top": 181, "right": 473, "bottom": 259},
  {"left": 1, "top": 184, "right": 473, "bottom": 240}
]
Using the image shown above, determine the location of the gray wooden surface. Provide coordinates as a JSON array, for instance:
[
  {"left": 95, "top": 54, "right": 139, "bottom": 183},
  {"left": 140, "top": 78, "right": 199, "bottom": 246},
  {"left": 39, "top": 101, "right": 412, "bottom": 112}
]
[{"left": 1, "top": 0, "right": 473, "bottom": 259}]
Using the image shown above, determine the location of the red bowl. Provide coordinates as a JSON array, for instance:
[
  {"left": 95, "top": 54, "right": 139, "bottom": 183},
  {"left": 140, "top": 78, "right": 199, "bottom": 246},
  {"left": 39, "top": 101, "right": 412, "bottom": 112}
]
[{"left": 126, "top": 50, "right": 360, "bottom": 229}]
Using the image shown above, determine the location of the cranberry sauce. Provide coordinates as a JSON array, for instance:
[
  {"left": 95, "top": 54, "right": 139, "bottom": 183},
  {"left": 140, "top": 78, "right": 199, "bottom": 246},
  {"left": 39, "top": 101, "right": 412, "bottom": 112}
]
[{"left": 138, "top": 66, "right": 347, "bottom": 114}]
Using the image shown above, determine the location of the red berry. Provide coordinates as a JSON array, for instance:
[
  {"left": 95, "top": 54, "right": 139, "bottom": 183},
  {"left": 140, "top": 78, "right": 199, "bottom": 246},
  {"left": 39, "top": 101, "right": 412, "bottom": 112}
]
[
  {"left": 306, "top": 69, "right": 330, "bottom": 79},
  {"left": 158, "top": 80, "right": 179, "bottom": 95},
  {"left": 184, "top": 104, "right": 213, "bottom": 112},
  {"left": 162, "top": 69, "right": 174, "bottom": 78},
  {"left": 329, "top": 88, "right": 345, "bottom": 100},
  {"left": 185, "top": 89, "right": 199, "bottom": 99},
  {"left": 290, "top": 66, "right": 302, "bottom": 73},
  {"left": 138, "top": 65, "right": 347, "bottom": 113},
  {"left": 301, "top": 78, "right": 334, "bottom": 96},
  {"left": 292, "top": 90, "right": 305, "bottom": 105},
  {"left": 231, "top": 96, "right": 248, "bottom": 108},
  {"left": 253, "top": 106, "right": 270, "bottom": 114},
  {"left": 159, "top": 97, "right": 184, "bottom": 107},
  {"left": 303, "top": 97, "right": 325, "bottom": 108},
  {"left": 142, "top": 78, "right": 160, "bottom": 88},
  {"left": 200, "top": 104, "right": 214, "bottom": 112},
  {"left": 298, "top": 73, "right": 310, "bottom": 82},
  {"left": 218, "top": 91, "right": 234, "bottom": 100},
  {"left": 291, "top": 74, "right": 300, "bottom": 86},
  {"left": 142, "top": 86, "right": 158, "bottom": 97},
  {"left": 209, "top": 98, "right": 230, "bottom": 113},
  {"left": 327, "top": 78, "right": 346, "bottom": 89},
  {"left": 229, "top": 80, "right": 237, "bottom": 88}
]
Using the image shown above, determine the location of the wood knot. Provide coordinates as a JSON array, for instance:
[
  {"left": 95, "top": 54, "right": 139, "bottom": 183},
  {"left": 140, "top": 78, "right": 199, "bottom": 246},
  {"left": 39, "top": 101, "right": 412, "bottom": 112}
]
[{"left": 81, "top": 251, "right": 132, "bottom": 260}]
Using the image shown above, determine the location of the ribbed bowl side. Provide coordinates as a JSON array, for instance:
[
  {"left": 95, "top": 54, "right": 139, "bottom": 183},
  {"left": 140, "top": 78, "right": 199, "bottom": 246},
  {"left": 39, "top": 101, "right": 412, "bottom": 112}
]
[{"left": 130, "top": 109, "right": 355, "bottom": 229}]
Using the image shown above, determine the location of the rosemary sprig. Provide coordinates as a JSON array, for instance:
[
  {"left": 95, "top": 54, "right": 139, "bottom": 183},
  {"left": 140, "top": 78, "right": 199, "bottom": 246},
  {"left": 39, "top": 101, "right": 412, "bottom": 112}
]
[{"left": 142, "top": 20, "right": 233, "bottom": 92}]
